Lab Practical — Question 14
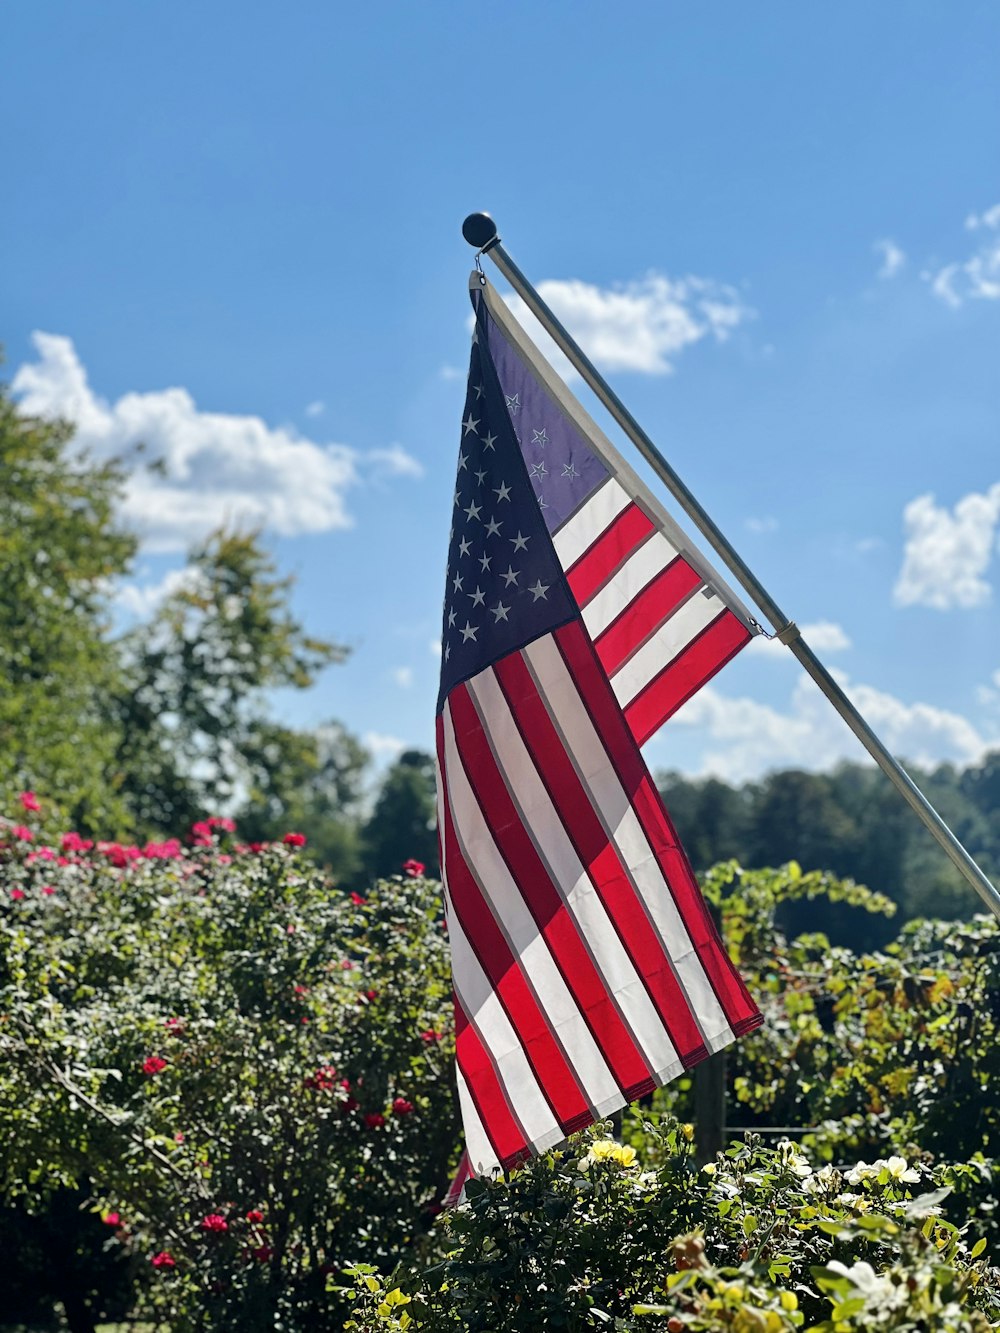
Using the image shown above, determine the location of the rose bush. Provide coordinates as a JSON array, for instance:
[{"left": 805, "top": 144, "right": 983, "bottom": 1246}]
[{"left": 0, "top": 799, "right": 459, "bottom": 1330}]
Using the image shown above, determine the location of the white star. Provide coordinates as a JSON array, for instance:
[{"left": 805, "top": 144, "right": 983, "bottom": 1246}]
[
  {"left": 458, "top": 536, "right": 472, "bottom": 557},
  {"left": 479, "top": 552, "right": 492, "bottom": 572},
  {"left": 502, "top": 565, "right": 520, "bottom": 587},
  {"left": 444, "top": 642, "right": 451, "bottom": 660},
  {"left": 475, "top": 468, "right": 487, "bottom": 485},
  {"left": 529, "top": 461, "right": 547, "bottom": 480},
  {"left": 510, "top": 531, "right": 529, "bottom": 552},
  {"left": 452, "top": 572, "right": 464, "bottom": 592},
  {"left": 537, "top": 493, "right": 549, "bottom": 509},
  {"left": 457, "top": 451, "right": 468, "bottom": 471},
  {"left": 532, "top": 428, "right": 548, "bottom": 447},
  {"left": 447, "top": 608, "right": 457, "bottom": 627},
  {"left": 505, "top": 393, "right": 520, "bottom": 414},
  {"left": 528, "top": 579, "right": 550, "bottom": 602},
  {"left": 482, "top": 432, "right": 497, "bottom": 451},
  {"left": 464, "top": 500, "right": 482, "bottom": 521},
  {"left": 460, "top": 621, "right": 479, "bottom": 643},
  {"left": 469, "top": 586, "right": 486, "bottom": 607},
  {"left": 492, "top": 601, "right": 511, "bottom": 622},
  {"left": 562, "top": 461, "right": 579, "bottom": 479},
  {"left": 493, "top": 480, "right": 512, "bottom": 502},
  {"left": 473, "top": 383, "right": 485, "bottom": 399},
  {"left": 485, "top": 517, "right": 503, "bottom": 538},
  {"left": 462, "top": 413, "right": 480, "bottom": 437}
]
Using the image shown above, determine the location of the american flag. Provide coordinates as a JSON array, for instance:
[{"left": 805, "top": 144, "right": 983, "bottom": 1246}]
[{"left": 436, "top": 275, "right": 763, "bottom": 1177}]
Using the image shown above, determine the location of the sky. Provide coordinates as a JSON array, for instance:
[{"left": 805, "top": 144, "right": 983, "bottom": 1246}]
[{"left": 3, "top": 3, "right": 999, "bottom": 785}]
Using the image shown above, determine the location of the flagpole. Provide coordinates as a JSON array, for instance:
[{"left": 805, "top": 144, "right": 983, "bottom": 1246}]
[{"left": 461, "top": 212, "right": 1000, "bottom": 923}]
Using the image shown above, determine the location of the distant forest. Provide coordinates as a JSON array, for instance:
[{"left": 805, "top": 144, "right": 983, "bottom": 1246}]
[{"left": 656, "top": 752, "right": 1000, "bottom": 950}]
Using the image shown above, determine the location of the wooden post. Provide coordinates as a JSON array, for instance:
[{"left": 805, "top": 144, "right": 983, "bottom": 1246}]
[{"left": 693, "top": 1047, "right": 726, "bottom": 1166}]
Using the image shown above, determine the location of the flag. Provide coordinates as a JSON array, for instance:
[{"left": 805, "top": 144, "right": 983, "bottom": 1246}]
[{"left": 436, "top": 275, "right": 763, "bottom": 1178}]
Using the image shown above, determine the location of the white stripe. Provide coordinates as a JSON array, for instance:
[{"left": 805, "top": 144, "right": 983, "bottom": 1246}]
[
  {"left": 455, "top": 1067, "right": 499, "bottom": 1177},
  {"left": 465, "top": 669, "right": 681, "bottom": 1077},
  {"left": 523, "top": 635, "right": 734, "bottom": 1049},
  {"left": 447, "top": 908, "right": 561, "bottom": 1150},
  {"left": 580, "top": 532, "right": 680, "bottom": 636},
  {"left": 552, "top": 478, "right": 630, "bottom": 569},
  {"left": 611, "top": 593, "right": 725, "bottom": 707},
  {"left": 441, "top": 703, "right": 623, "bottom": 1113}
]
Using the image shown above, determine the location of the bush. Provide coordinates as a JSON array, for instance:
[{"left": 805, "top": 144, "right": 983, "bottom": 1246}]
[{"left": 0, "top": 802, "right": 459, "bottom": 1330}]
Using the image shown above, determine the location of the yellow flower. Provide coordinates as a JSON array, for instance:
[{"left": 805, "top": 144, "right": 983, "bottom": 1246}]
[
  {"left": 612, "top": 1144, "right": 637, "bottom": 1167},
  {"left": 682, "top": 1123, "right": 695, "bottom": 1142}
]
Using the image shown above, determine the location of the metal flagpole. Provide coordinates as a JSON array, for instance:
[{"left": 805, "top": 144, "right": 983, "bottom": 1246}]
[{"left": 461, "top": 211, "right": 1000, "bottom": 923}]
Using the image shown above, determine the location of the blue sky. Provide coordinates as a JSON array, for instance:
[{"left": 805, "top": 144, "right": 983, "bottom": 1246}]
[{"left": 4, "top": 3, "right": 999, "bottom": 783}]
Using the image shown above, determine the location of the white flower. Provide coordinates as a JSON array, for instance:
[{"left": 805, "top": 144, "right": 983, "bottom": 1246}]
[
  {"left": 775, "top": 1140, "right": 813, "bottom": 1178},
  {"left": 826, "top": 1260, "right": 906, "bottom": 1315},
  {"left": 846, "top": 1160, "right": 880, "bottom": 1185},
  {"left": 802, "top": 1164, "right": 838, "bottom": 1194},
  {"left": 883, "top": 1155, "right": 920, "bottom": 1183}
]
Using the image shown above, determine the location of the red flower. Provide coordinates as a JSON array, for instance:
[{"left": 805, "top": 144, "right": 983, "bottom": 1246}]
[
  {"left": 61, "top": 832, "right": 93, "bottom": 853},
  {"left": 103, "top": 1212, "right": 121, "bottom": 1226},
  {"left": 142, "top": 1056, "right": 168, "bottom": 1076},
  {"left": 365, "top": 988, "right": 378, "bottom": 1001},
  {"left": 293, "top": 983, "right": 309, "bottom": 995},
  {"left": 341, "top": 1096, "right": 359, "bottom": 1114},
  {"left": 282, "top": 832, "right": 307, "bottom": 847},
  {"left": 151, "top": 1251, "right": 176, "bottom": 1269},
  {"left": 200, "top": 1213, "right": 229, "bottom": 1233},
  {"left": 252, "top": 1244, "right": 273, "bottom": 1263},
  {"left": 249, "top": 841, "right": 268, "bottom": 853},
  {"left": 364, "top": 1112, "right": 386, "bottom": 1129},
  {"left": 402, "top": 858, "right": 425, "bottom": 878},
  {"left": 245, "top": 1209, "right": 264, "bottom": 1224},
  {"left": 41, "top": 886, "right": 56, "bottom": 897},
  {"left": 207, "top": 816, "right": 236, "bottom": 833},
  {"left": 304, "top": 1065, "right": 338, "bottom": 1091},
  {"left": 164, "top": 1017, "right": 185, "bottom": 1034},
  {"left": 420, "top": 1029, "right": 443, "bottom": 1044},
  {"left": 10, "top": 888, "right": 25, "bottom": 901},
  {"left": 392, "top": 1097, "right": 415, "bottom": 1116},
  {"left": 11, "top": 825, "right": 33, "bottom": 843},
  {"left": 18, "top": 791, "right": 40, "bottom": 813},
  {"left": 350, "top": 892, "right": 367, "bottom": 906}
]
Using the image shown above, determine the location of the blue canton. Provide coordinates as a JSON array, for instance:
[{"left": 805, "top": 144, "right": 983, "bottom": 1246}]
[{"left": 437, "top": 293, "right": 577, "bottom": 713}]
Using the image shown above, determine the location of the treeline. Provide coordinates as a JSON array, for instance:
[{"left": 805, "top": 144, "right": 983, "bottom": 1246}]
[{"left": 657, "top": 756, "right": 1000, "bottom": 947}]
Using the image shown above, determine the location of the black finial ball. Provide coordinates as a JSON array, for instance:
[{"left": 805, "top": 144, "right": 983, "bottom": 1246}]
[{"left": 462, "top": 212, "right": 498, "bottom": 248}]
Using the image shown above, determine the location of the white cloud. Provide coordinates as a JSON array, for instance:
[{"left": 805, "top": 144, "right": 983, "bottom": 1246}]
[
  {"left": 745, "top": 515, "right": 778, "bottom": 535},
  {"left": 752, "top": 621, "right": 852, "bottom": 657},
  {"left": 304, "top": 400, "right": 326, "bottom": 418},
  {"left": 439, "top": 364, "right": 464, "bottom": 381},
  {"left": 874, "top": 238, "right": 906, "bottom": 280},
  {"left": 663, "top": 670, "right": 992, "bottom": 784},
  {"left": 12, "top": 333, "right": 421, "bottom": 552},
  {"left": 391, "top": 666, "right": 414, "bottom": 689},
  {"left": 363, "top": 731, "right": 406, "bottom": 761},
  {"left": 894, "top": 485, "right": 1000, "bottom": 609},
  {"left": 429, "top": 638, "right": 442, "bottom": 658},
  {"left": 502, "top": 270, "right": 753, "bottom": 382},
  {"left": 927, "top": 203, "right": 1000, "bottom": 306},
  {"left": 114, "top": 565, "right": 204, "bottom": 619}
]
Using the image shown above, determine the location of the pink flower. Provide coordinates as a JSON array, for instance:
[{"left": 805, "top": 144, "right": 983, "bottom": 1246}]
[
  {"left": 339, "top": 959, "right": 354, "bottom": 971},
  {"left": 420, "top": 1029, "right": 443, "bottom": 1044},
  {"left": 200, "top": 1213, "right": 229, "bottom": 1233},
  {"left": 61, "top": 832, "right": 93, "bottom": 853},
  {"left": 164, "top": 1017, "right": 185, "bottom": 1034},
  {"left": 402, "top": 858, "right": 425, "bottom": 878},
  {"left": 41, "top": 886, "right": 56, "bottom": 897},
  {"left": 282, "top": 832, "right": 307, "bottom": 847},
  {"left": 350, "top": 892, "right": 367, "bottom": 906},
  {"left": 175, "top": 1132, "right": 185, "bottom": 1143},
  {"left": 245, "top": 1209, "right": 264, "bottom": 1224},
  {"left": 10, "top": 888, "right": 25, "bottom": 901},
  {"left": 364, "top": 1112, "right": 386, "bottom": 1129},
  {"left": 11, "top": 826, "right": 34, "bottom": 843},
  {"left": 151, "top": 1251, "right": 175, "bottom": 1269},
  {"left": 142, "top": 1056, "right": 168, "bottom": 1076},
  {"left": 392, "top": 1098, "right": 415, "bottom": 1116},
  {"left": 103, "top": 1212, "right": 121, "bottom": 1226},
  {"left": 18, "top": 791, "right": 40, "bottom": 813}
]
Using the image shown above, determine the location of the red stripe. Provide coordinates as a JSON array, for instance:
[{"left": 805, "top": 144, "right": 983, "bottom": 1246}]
[
  {"left": 447, "top": 682, "right": 655, "bottom": 1094},
  {"left": 594, "top": 558, "right": 701, "bottom": 676},
  {"left": 454, "top": 1000, "right": 529, "bottom": 1168},
  {"left": 554, "top": 621, "right": 762, "bottom": 1037},
  {"left": 624, "top": 611, "right": 752, "bottom": 747},
  {"left": 436, "top": 718, "right": 595, "bottom": 1133},
  {"left": 494, "top": 653, "right": 708, "bottom": 1064},
  {"left": 566, "top": 503, "right": 654, "bottom": 606}
]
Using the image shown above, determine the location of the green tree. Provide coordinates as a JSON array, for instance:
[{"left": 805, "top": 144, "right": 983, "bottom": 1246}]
[
  {"left": 361, "top": 749, "right": 438, "bottom": 882},
  {"left": 0, "top": 376, "right": 136, "bottom": 832},
  {"left": 113, "top": 529, "right": 346, "bottom": 835}
]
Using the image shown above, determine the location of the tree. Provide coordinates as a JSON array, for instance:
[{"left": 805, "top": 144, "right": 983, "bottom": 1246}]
[
  {"left": 361, "top": 749, "right": 438, "bottom": 882},
  {"left": 0, "top": 375, "right": 136, "bottom": 832},
  {"left": 112, "top": 529, "right": 346, "bottom": 835}
]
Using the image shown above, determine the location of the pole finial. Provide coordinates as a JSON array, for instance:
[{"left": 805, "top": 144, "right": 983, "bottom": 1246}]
[{"left": 462, "top": 212, "right": 498, "bottom": 249}]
